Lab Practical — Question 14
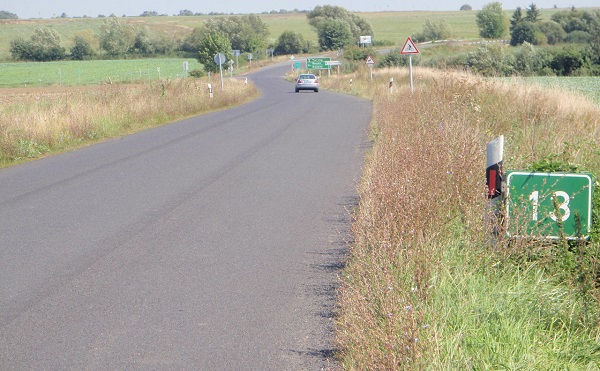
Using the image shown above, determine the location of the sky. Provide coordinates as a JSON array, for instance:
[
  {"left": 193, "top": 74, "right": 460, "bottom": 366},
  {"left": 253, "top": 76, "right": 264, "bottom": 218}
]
[{"left": 1, "top": 0, "right": 598, "bottom": 19}]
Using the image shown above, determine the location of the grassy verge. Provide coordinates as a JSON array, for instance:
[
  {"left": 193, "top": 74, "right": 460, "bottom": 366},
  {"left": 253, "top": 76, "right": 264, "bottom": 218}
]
[
  {"left": 0, "top": 76, "right": 258, "bottom": 167},
  {"left": 319, "top": 67, "right": 600, "bottom": 368}
]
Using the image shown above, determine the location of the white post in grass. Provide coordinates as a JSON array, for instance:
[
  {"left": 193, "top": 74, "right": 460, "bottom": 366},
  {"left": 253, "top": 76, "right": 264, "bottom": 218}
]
[{"left": 486, "top": 135, "right": 504, "bottom": 244}]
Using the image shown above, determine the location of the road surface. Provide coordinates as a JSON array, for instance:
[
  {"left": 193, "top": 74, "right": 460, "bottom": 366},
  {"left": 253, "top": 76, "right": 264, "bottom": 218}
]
[{"left": 0, "top": 63, "right": 371, "bottom": 369}]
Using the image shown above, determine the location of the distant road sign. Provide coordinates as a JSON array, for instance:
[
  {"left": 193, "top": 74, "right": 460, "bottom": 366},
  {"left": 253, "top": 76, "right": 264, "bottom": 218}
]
[
  {"left": 360, "top": 36, "right": 372, "bottom": 44},
  {"left": 366, "top": 55, "right": 375, "bottom": 65},
  {"left": 506, "top": 171, "right": 593, "bottom": 239},
  {"left": 306, "top": 57, "right": 331, "bottom": 69},
  {"left": 401, "top": 37, "right": 419, "bottom": 54},
  {"left": 214, "top": 53, "right": 226, "bottom": 65}
]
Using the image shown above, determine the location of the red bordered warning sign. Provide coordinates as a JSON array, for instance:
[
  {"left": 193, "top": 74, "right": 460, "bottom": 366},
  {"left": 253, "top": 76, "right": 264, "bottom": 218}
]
[
  {"left": 366, "top": 55, "right": 375, "bottom": 65},
  {"left": 400, "top": 37, "right": 419, "bottom": 54}
]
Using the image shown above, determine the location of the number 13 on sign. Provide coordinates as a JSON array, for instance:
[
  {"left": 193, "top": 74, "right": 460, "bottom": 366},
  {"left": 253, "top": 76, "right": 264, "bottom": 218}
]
[
  {"left": 506, "top": 172, "right": 593, "bottom": 239},
  {"left": 528, "top": 190, "right": 570, "bottom": 222}
]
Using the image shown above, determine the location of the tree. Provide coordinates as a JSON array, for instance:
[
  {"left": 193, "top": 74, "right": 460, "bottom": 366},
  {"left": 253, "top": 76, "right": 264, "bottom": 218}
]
[
  {"left": 511, "top": 21, "right": 538, "bottom": 45},
  {"left": 413, "top": 20, "right": 452, "bottom": 42},
  {"left": 274, "top": 31, "right": 308, "bottom": 55},
  {"left": 510, "top": 7, "right": 524, "bottom": 31},
  {"left": 525, "top": 3, "right": 542, "bottom": 23},
  {"left": 589, "top": 10, "right": 600, "bottom": 63},
  {"left": 10, "top": 38, "right": 34, "bottom": 60},
  {"left": 205, "top": 14, "right": 269, "bottom": 55},
  {"left": 10, "top": 28, "right": 66, "bottom": 61},
  {"left": 317, "top": 18, "right": 353, "bottom": 51},
  {"left": 307, "top": 5, "right": 373, "bottom": 50},
  {"left": 0, "top": 10, "right": 18, "bottom": 19},
  {"left": 178, "top": 10, "right": 194, "bottom": 16},
  {"left": 181, "top": 26, "right": 208, "bottom": 54},
  {"left": 538, "top": 21, "right": 565, "bottom": 44},
  {"left": 465, "top": 44, "right": 515, "bottom": 76},
  {"left": 550, "top": 47, "right": 584, "bottom": 75},
  {"left": 131, "top": 28, "right": 154, "bottom": 55},
  {"left": 98, "top": 17, "right": 136, "bottom": 56},
  {"left": 196, "top": 31, "right": 232, "bottom": 74},
  {"left": 513, "top": 42, "right": 551, "bottom": 75},
  {"left": 460, "top": 4, "right": 472, "bottom": 11},
  {"left": 476, "top": 2, "right": 509, "bottom": 39},
  {"left": 551, "top": 8, "right": 593, "bottom": 33},
  {"left": 70, "top": 36, "right": 94, "bottom": 60},
  {"left": 31, "top": 27, "right": 66, "bottom": 60}
]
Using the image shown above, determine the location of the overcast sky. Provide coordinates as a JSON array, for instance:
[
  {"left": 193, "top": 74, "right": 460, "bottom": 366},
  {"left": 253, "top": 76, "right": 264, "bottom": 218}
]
[{"left": 1, "top": 0, "right": 598, "bottom": 19}]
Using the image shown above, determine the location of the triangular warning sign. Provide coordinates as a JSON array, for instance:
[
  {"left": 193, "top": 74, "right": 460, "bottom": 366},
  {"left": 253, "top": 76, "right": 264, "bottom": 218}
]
[
  {"left": 366, "top": 55, "right": 375, "bottom": 64},
  {"left": 401, "top": 37, "right": 419, "bottom": 54}
]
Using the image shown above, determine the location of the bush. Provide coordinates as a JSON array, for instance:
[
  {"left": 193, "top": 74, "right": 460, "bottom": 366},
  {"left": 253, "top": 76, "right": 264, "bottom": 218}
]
[
  {"left": 465, "top": 44, "right": 515, "bottom": 76},
  {"left": 412, "top": 20, "right": 452, "bottom": 42},
  {"left": 512, "top": 42, "right": 551, "bottom": 76},
  {"left": 70, "top": 36, "right": 94, "bottom": 60},
  {"left": 511, "top": 21, "right": 537, "bottom": 46},
  {"left": 550, "top": 47, "right": 584, "bottom": 75},
  {"left": 378, "top": 50, "right": 413, "bottom": 68},
  {"left": 344, "top": 45, "right": 376, "bottom": 61},
  {"left": 188, "top": 69, "right": 206, "bottom": 78},
  {"left": 274, "top": 31, "right": 309, "bottom": 55},
  {"left": 10, "top": 28, "right": 66, "bottom": 61},
  {"left": 566, "top": 30, "right": 592, "bottom": 43},
  {"left": 538, "top": 21, "right": 566, "bottom": 45}
]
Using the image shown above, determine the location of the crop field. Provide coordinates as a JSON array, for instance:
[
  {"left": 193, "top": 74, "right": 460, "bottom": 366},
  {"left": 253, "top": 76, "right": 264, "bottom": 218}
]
[
  {"left": 0, "top": 58, "right": 203, "bottom": 87},
  {"left": 497, "top": 76, "right": 600, "bottom": 104},
  {"left": 526, "top": 76, "right": 600, "bottom": 104}
]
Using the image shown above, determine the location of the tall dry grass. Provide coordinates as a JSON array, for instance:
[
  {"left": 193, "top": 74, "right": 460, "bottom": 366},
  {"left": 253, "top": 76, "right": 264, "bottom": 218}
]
[
  {"left": 0, "top": 77, "right": 258, "bottom": 166},
  {"left": 322, "top": 67, "right": 600, "bottom": 368}
]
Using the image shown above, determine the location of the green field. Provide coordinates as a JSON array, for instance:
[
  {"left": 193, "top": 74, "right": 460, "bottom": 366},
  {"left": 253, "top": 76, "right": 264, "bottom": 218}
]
[
  {"left": 500, "top": 76, "right": 600, "bottom": 104},
  {"left": 528, "top": 76, "right": 600, "bottom": 103},
  {"left": 0, "top": 58, "right": 203, "bottom": 87}
]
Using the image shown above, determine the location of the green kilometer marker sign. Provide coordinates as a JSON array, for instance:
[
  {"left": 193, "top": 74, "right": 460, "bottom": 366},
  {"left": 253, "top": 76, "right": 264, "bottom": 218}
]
[
  {"left": 306, "top": 57, "right": 331, "bottom": 69},
  {"left": 506, "top": 171, "right": 594, "bottom": 239}
]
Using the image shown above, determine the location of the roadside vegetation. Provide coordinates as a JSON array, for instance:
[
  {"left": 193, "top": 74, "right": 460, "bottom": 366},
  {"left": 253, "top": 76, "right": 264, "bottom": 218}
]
[
  {"left": 319, "top": 66, "right": 600, "bottom": 368},
  {"left": 0, "top": 77, "right": 257, "bottom": 167}
]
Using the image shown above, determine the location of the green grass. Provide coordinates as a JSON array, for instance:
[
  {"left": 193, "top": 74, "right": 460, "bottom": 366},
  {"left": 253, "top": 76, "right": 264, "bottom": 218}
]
[
  {"left": 0, "top": 58, "right": 203, "bottom": 87},
  {"left": 429, "top": 226, "right": 600, "bottom": 369}
]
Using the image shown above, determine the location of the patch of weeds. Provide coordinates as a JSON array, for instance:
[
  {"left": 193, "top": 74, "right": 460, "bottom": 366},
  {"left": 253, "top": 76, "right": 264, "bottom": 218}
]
[{"left": 14, "top": 139, "right": 50, "bottom": 159}]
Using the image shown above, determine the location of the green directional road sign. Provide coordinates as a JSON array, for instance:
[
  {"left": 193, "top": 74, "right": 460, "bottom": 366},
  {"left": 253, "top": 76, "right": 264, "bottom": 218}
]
[
  {"left": 306, "top": 57, "right": 331, "bottom": 69},
  {"left": 506, "top": 171, "right": 594, "bottom": 239}
]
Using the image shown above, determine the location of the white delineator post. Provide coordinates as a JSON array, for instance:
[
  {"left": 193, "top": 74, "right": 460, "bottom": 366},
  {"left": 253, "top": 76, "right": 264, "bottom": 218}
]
[{"left": 486, "top": 135, "right": 504, "bottom": 242}]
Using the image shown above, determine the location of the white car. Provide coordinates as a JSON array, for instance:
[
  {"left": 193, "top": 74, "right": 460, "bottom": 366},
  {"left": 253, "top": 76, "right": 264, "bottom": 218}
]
[{"left": 295, "top": 74, "right": 319, "bottom": 93}]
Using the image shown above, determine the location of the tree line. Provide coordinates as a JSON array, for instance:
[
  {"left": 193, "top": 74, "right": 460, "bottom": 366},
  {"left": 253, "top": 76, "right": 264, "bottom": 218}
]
[
  {"left": 472, "top": 3, "right": 600, "bottom": 76},
  {"left": 7, "top": 6, "right": 373, "bottom": 74},
  {"left": 380, "top": 3, "right": 600, "bottom": 77},
  {"left": 8, "top": 4, "right": 598, "bottom": 77}
]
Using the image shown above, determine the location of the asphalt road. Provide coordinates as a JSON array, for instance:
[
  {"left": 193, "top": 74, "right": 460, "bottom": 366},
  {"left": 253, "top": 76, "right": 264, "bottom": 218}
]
[{"left": 0, "top": 63, "right": 371, "bottom": 370}]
